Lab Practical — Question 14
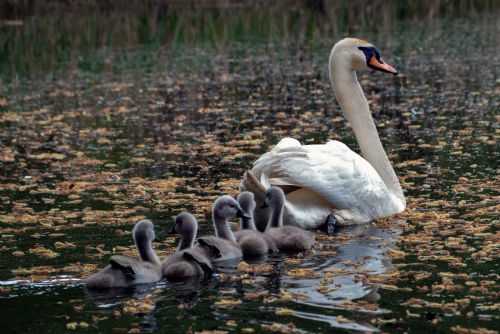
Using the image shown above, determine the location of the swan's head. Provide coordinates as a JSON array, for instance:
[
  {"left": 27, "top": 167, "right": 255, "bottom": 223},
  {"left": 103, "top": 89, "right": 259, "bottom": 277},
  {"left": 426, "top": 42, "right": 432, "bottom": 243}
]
[
  {"left": 169, "top": 212, "right": 197, "bottom": 237},
  {"left": 213, "top": 195, "right": 252, "bottom": 219},
  {"left": 133, "top": 219, "right": 158, "bottom": 244},
  {"left": 262, "top": 187, "right": 285, "bottom": 209},
  {"left": 237, "top": 191, "right": 256, "bottom": 215},
  {"left": 331, "top": 38, "right": 397, "bottom": 75}
]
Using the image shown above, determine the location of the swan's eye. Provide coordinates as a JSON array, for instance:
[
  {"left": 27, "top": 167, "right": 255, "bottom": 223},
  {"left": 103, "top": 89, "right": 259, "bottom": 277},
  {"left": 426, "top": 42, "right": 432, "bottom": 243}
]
[{"left": 358, "top": 46, "right": 378, "bottom": 62}]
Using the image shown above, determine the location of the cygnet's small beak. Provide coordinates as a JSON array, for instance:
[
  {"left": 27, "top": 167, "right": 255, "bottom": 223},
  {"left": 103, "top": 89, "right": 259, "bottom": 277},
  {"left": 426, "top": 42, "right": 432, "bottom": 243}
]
[
  {"left": 153, "top": 237, "right": 161, "bottom": 242},
  {"left": 168, "top": 226, "right": 176, "bottom": 235},
  {"left": 260, "top": 202, "right": 269, "bottom": 209},
  {"left": 369, "top": 56, "right": 398, "bottom": 75},
  {"left": 236, "top": 209, "right": 252, "bottom": 220}
]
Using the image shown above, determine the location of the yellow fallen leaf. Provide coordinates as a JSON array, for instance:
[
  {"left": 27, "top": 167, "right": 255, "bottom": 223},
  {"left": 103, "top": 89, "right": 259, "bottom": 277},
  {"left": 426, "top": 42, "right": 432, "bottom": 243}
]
[
  {"left": 214, "top": 299, "right": 241, "bottom": 309},
  {"left": 275, "top": 307, "right": 294, "bottom": 315},
  {"left": 406, "top": 309, "right": 421, "bottom": 318},
  {"left": 336, "top": 315, "right": 351, "bottom": 323}
]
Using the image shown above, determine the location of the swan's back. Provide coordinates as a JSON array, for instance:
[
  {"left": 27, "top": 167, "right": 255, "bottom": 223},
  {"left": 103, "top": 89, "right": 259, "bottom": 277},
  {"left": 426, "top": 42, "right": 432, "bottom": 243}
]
[
  {"left": 248, "top": 138, "right": 400, "bottom": 227},
  {"left": 162, "top": 247, "right": 213, "bottom": 281},
  {"left": 197, "top": 235, "right": 242, "bottom": 262},
  {"left": 266, "top": 226, "right": 314, "bottom": 253},
  {"left": 162, "top": 245, "right": 212, "bottom": 275},
  {"left": 234, "top": 229, "right": 277, "bottom": 255},
  {"left": 84, "top": 256, "right": 161, "bottom": 288}
]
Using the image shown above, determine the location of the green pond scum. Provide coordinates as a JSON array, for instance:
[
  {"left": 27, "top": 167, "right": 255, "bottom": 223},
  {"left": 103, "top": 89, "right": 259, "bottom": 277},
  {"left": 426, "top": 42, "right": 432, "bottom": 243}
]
[{"left": 0, "top": 1, "right": 498, "bottom": 333}]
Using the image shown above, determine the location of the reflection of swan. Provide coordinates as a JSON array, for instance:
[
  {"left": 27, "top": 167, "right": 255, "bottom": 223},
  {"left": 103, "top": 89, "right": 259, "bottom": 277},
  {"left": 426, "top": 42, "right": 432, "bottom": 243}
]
[
  {"left": 84, "top": 282, "right": 159, "bottom": 302},
  {"left": 84, "top": 283, "right": 161, "bottom": 332},
  {"left": 242, "top": 38, "right": 405, "bottom": 229},
  {"left": 281, "top": 222, "right": 402, "bottom": 313}
]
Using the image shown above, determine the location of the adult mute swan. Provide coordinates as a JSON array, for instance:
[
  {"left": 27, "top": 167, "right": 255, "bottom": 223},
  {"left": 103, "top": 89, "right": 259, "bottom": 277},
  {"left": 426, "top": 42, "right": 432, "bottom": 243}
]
[{"left": 241, "top": 38, "right": 406, "bottom": 230}]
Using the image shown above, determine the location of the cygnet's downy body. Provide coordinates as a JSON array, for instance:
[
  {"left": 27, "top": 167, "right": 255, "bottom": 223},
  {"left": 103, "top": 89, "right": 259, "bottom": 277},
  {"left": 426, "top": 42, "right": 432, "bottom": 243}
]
[
  {"left": 84, "top": 220, "right": 162, "bottom": 289},
  {"left": 263, "top": 187, "right": 314, "bottom": 253},
  {"left": 197, "top": 195, "right": 245, "bottom": 262},
  {"left": 234, "top": 191, "right": 277, "bottom": 256},
  {"left": 161, "top": 212, "right": 213, "bottom": 282}
]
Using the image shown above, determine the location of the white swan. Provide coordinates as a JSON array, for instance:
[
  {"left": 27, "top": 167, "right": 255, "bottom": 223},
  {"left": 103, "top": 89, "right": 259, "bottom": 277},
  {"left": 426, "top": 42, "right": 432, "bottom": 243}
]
[{"left": 241, "top": 38, "right": 406, "bottom": 229}]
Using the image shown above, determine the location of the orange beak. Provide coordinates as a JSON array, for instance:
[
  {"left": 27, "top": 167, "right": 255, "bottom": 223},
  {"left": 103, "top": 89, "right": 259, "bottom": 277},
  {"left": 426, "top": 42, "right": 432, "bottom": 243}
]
[{"left": 368, "top": 56, "right": 398, "bottom": 75}]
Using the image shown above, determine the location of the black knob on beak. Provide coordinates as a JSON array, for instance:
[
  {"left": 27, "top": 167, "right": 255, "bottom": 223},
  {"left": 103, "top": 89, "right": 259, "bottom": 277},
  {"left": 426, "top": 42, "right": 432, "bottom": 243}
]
[{"left": 236, "top": 209, "right": 252, "bottom": 220}]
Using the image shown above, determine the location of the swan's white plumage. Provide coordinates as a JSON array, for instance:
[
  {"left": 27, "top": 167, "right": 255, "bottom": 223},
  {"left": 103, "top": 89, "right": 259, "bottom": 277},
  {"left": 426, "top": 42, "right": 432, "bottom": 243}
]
[{"left": 249, "top": 138, "right": 402, "bottom": 228}]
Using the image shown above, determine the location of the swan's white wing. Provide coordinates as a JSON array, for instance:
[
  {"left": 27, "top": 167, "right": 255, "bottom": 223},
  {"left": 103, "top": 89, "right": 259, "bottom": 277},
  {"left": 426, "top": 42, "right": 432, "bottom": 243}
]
[{"left": 251, "top": 139, "right": 388, "bottom": 210}]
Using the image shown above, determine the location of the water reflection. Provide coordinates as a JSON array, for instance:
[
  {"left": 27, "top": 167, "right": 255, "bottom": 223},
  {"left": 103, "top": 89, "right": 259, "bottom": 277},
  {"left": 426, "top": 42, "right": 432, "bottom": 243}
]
[
  {"left": 84, "top": 283, "right": 159, "bottom": 302},
  {"left": 284, "top": 223, "right": 400, "bottom": 308},
  {"left": 0, "top": 222, "right": 399, "bottom": 331},
  {"left": 291, "top": 309, "right": 379, "bottom": 332}
]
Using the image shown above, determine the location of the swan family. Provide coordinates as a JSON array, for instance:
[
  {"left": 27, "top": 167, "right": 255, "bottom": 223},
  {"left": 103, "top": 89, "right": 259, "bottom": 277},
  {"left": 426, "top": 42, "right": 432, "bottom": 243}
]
[{"left": 84, "top": 38, "right": 405, "bottom": 288}]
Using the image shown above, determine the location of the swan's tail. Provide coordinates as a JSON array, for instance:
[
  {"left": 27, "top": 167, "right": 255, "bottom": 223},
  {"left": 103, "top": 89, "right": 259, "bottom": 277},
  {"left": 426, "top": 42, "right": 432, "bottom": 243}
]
[
  {"left": 83, "top": 270, "right": 116, "bottom": 289},
  {"left": 183, "top": 251, "right": 213, "bottom": 276},
  {"left": 240, "top": 171, "right": 271, "bottom": 231},
  {"left": 163, "top": 262, "right": 199, "bottom": 282},
  {"left": 83, "top": 273, "right": 109, "bottom": 289},
  {"left": 280, "top": 233, "right": 314, "bottom": 253},
  {"left": 240, "top": 171, "right": 267, "bottom": 203}
]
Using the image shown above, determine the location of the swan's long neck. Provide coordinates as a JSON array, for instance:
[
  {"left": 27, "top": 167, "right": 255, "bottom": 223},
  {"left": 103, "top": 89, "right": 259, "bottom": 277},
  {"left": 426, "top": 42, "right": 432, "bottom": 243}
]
[
  {"left": 136, "top": 238, "right": 160, "bottom": 265},
  {"left": 329, "top": 50, "right": 405, "bottom": 206},
  {"left": 239, "top": 204, "right": 257, "bottom": 230},
  {"left": 266, "top": 199, "right": 284, "bottom": 230},
  {"left": 240, "top": 216, "right": 257, "bottom": 231},
  {"left": 178, "top": 227, "right": 196, "bottom": 251},
  {"left": 213, "top": 213, "right": 237, "bottom": 243}
]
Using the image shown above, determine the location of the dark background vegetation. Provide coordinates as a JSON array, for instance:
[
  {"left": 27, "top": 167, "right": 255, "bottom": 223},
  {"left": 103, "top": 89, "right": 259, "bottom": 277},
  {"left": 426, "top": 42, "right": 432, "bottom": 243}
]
[{"left": 0, "top": 0, "right": 497, "bottom": 77}]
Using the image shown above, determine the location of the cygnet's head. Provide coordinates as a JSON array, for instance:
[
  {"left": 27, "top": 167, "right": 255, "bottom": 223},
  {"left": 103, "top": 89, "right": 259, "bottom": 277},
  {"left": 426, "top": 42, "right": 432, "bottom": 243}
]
[
  {"left": 237, "top": 191, "right": 256, "bottom": 214},
  {"left": 213, "top": 195, "right": 251, "bottom": 219},
  {"left": 262, "top": 187, "right": 285, "bottom": 209},
  {"left": 169, "top": 212, "right": 197, "bottom": 237},
  {"left": 331, "top": 38, "right": 397, "bottom": 75},
  {"left": 133, "top": 220, "right": 157, "bottom": 244}
]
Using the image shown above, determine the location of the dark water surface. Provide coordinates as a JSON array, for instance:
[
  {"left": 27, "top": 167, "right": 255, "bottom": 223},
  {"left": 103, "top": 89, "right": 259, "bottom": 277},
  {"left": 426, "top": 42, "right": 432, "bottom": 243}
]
[{"left": 0, "top": 2, "right": 499, "bottom": 333}]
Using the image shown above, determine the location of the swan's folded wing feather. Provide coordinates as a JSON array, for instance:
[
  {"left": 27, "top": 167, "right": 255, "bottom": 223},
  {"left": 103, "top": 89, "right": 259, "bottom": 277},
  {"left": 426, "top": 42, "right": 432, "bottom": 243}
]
[
  {"left": 183, "top": 251, "right": 213, "bottom": 275},
  {"left": 253, "top": 149, "right": 310, "bottom": 185},
  {"left": 252, "top": 140, "right": 387, "bottom": 209},
  {"left": 197, "top": 238, "right": 222, "bottom": 259},
  {"left": 251, "top": 138, "right": 302, "bottom": 181},
  {"left": 109, "top": 256, "right": 137, "bottom": 280}
]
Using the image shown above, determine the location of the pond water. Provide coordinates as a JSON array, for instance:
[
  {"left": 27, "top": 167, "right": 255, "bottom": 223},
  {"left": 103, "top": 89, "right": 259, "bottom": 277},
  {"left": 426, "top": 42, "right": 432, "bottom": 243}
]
[{"left": 0, "top": 2, "right": 498, "bottom": 333}]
